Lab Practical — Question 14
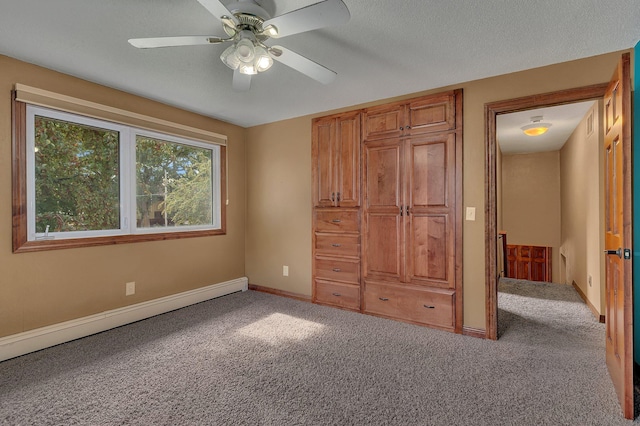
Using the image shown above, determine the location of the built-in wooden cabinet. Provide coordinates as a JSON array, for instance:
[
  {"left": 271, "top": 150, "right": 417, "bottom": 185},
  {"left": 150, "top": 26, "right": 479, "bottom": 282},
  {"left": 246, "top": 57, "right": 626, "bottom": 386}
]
[
  {"left": 312, "top": 111, "right": 362, "bottom": 311},
  {"left": 361, "top": 90, "right": 462, "bottom": 332},
  {"left": 312, "top": 111, "right": 361, "bottom": 208},
  {"left": 506, "top": 244, "right": 551, "bottom": 282},
  {"left": 362, "top": 92, "right": 457, "bottom": 140},
  {"left": 312, "top": 90, "right": 462, "bottom": 333}
]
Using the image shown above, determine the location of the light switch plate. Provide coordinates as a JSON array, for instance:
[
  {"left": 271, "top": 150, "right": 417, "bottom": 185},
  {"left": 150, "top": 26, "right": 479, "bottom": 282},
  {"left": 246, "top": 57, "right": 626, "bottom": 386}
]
[{"left": 466, "top": 207, "right": 476, "bottom": 221}]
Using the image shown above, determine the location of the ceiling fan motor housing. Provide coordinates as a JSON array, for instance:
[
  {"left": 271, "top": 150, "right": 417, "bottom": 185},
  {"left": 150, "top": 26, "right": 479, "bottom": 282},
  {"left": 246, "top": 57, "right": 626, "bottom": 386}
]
[{"left": 223, "top": 1, "right": 271, "bottom": 37}]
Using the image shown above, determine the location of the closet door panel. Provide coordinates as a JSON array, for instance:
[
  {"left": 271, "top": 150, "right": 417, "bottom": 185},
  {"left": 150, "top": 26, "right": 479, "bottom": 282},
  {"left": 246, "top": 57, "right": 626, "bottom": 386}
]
[
  {"left": 364, "top": 213, "right": 402, "bottom": 280},
  {"left": 336, "top": 112, "right": 361, "bottom": 207},
  {"left": 363, "top": 139, "right": 404, "bottom": 282},
  {"left": 406, "top": 134, "right": 456, "bottom": 288},
  {"left": 409, "top": 214, "right": 450, "bottom": 287},
  {"left": 362, "top": 104, "right": 404, "bottom": 141},
  {"left": 407, "top": 93, "right": 456, "bottom": 135},
  {"left": 364, "top": 141, "right": 402, "bottom": 208},
  {"left": 410, "top": 141, "right": 448, "bottom": 208},
  {"left": 312, "top": 118, "right": 336, "bottom": 207}
]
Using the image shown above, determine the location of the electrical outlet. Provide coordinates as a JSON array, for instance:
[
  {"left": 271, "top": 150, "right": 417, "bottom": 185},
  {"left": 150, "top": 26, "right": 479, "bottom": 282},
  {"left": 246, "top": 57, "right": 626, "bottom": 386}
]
[
  {"left": 465, "top": 207, "right": 476, "bottom": 221},
  {"left": 283, "top": 265, "right": 289, "bottom": 277},
  {"left": 126, "top": 281, "right": 135, "bottom": 296}
]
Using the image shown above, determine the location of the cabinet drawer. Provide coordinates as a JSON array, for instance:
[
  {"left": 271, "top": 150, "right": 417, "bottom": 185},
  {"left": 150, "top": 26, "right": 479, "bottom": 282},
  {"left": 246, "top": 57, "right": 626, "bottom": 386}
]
[
  {"left": 315, "top": 233, "right": 360, "bottom": 257},
  {"left": 315, "top": 256, "right": 360, "bottom": 284},
  {"left": 315, "top": 210, "right": 359, "bottom": 233},
  {"left": 314, "top": 280, "right": 360, "bottom": 310},
  {"left": 363, "top": 282, "right": 454, "bottom": 329}
]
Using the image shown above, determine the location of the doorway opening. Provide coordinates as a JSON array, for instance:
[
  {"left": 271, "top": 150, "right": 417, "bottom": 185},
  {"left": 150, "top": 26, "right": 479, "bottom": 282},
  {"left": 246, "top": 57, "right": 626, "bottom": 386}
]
[
  {"left": 484, "top": 83, "right": 608, "bottom": 340},
  {"left": 496, "top": 99, "right": 605, "bottom": 340}
]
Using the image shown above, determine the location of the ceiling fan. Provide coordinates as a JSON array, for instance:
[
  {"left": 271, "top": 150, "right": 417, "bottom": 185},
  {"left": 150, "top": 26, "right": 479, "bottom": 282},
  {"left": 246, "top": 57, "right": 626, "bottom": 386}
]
[{"left": 128, "top": 0, "right": 350, "bottom": 90}]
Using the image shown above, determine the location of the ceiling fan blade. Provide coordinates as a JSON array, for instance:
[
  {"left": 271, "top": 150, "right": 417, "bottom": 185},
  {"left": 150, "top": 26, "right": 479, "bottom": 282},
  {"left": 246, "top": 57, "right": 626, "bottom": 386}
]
[
  {"left": 128, "top": 36, "right": 225, "bottom": 49},
  {"left": 232, "top": 69, "right": 251, "bottom": 91},
  {"left": 196, "top": 0, "right": 239, "bottom": 25},
  {"left": 263, "top": 0, "right": 349, "bottom": 38},
  {"left": 269, "top": 45, "right": 336, "bottom": 85}
]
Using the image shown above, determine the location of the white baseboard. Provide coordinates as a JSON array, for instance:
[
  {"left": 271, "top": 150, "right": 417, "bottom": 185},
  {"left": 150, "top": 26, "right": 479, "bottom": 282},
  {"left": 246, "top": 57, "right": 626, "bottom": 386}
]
[{"left": 0, "top": 277, "right": 248, "bottom": 362}]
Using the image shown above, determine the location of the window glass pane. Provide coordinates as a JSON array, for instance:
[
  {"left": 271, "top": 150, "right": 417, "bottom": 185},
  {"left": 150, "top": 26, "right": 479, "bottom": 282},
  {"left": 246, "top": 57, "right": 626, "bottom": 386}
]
[
  {"left": 136, "top": 136, "right": 213, "bottom": 228},
  {"left": 34, "top": 115, "right": 120, "bottom": 233}
]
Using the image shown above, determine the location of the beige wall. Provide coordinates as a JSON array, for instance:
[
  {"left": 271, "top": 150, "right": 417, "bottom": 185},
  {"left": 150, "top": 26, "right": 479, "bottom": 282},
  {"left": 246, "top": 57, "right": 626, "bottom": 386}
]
[
  {"left": 560, "top": 102, "right": 605, "bottom": 314},
  {"left": 501, "top": 151, "right": 562, "bottom": 282},
  {"left": 245, "top": 118, "right": 312, "bottom": 293},
  {"left": 0, "top": 55, "right": 247, "bottom": 338},
  {"left": 245, "top": 51, "right": 626, "bottom": 330}
]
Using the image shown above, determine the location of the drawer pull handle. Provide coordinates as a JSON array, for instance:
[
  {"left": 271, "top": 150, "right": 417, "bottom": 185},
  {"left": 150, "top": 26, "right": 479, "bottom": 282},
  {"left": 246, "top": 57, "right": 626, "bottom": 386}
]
[
  {"left": 423, "top": 305, "right": 435, "bottom": 309},
  {"left": 331, "top": 243, "right": 341, "bottom": 247},
  {"left": 379, "top": 297, "right": 389, "bottom": 301},
  {"left": 332, "top": 268, "right": 341, "bottom": 272},
  {"left": 332, "top": 292, "right": 341, "bottom": 297},
  {"left": 331, "top": 219, "right": 342, "bottom": 223}
]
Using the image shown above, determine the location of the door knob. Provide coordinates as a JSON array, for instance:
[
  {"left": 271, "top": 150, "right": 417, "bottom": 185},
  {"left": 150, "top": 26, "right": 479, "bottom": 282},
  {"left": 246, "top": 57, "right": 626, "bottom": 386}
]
[{"left": 604, "top": 248, "right": 622, "bottom": 258}]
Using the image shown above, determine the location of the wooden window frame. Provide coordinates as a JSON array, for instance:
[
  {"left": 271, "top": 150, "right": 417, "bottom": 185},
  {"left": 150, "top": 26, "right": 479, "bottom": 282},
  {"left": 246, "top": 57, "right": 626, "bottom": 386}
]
[{"left": 12, "top": 98, "right": 227, "bottom": 254}]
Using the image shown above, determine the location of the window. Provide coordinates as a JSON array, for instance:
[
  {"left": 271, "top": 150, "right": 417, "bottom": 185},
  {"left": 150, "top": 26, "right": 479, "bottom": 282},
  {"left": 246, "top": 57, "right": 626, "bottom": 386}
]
[
  {"left": 135, "top": 133, "right": 219, "bottom": 231},
  {"left": 13, "top": 102, "right": 225, "bottom": 252}
]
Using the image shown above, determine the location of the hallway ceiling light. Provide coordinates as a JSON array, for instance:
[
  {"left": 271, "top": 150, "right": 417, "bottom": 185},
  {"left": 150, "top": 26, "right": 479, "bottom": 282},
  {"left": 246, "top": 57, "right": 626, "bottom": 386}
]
[{"left": 521, "top": 115, "right": 552, "bottom": 136}]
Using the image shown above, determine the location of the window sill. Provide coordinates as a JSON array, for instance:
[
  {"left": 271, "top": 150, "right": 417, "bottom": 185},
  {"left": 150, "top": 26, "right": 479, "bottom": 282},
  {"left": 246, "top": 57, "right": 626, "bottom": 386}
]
[{"left": 13, "top": 229, "right": 226, "bottom": 254}]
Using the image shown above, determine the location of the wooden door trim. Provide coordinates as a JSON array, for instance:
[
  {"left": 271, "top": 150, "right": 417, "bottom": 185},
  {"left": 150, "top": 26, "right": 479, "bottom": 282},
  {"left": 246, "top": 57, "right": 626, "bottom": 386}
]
[{"left": 484, "top": 83, "right": 609, "bottom": 340}]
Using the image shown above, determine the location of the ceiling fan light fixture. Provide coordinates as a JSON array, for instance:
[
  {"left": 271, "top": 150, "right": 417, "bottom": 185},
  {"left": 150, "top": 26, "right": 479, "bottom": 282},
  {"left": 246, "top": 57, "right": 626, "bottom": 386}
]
[
  {"left": 254, "top": 45, "right": 273, "bottom": 72},
  {"left": 239, "top": 63, "right": 258, "bottom": 75},
  {"left": 220, "top": 44, "right": 240, "bottom": 69},
  {"left": 521, "top": 116, "right": 552, "bottom": 136},
  {"left": 235, "top": 38, "right": 255, "bottom": 63}
]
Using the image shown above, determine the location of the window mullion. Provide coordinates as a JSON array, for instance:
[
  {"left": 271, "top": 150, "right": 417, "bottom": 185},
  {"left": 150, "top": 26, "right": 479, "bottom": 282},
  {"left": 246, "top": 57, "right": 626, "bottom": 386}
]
[{"left": 121, "top": 127, "right": 135, "bottom": 234}]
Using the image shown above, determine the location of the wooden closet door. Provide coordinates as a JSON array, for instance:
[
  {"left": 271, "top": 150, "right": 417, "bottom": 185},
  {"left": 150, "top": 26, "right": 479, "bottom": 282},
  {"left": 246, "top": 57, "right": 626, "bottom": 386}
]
[
  {"left": 335, "top": 112, "right": 361, "bottom": 207},
  {"left": 362, "top": 138, "right": 404, "bottom": 282},
  {"left": 312, "top": 117, "right": 336, "bottom": 207},
  {"left": 406, "top": 93, "right": 457, "bottom": 135},
  {"left": 405, "top": 134, "right": 456, "bottom": 288},
  {"left": 362, "top": 103, "right": 405, "bottom": 141}
]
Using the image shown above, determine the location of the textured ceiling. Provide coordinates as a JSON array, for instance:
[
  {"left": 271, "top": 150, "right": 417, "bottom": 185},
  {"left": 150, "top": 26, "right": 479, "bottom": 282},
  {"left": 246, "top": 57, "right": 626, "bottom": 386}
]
[{"left": 0, "top": 0, "right": 638, "bottom": 128}]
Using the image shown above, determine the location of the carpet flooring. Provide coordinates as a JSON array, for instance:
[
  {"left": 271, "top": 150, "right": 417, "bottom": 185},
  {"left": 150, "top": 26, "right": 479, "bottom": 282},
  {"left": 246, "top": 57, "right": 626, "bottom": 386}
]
[{"left": 0, "top": 279, "right": 636, "bottom": 425}]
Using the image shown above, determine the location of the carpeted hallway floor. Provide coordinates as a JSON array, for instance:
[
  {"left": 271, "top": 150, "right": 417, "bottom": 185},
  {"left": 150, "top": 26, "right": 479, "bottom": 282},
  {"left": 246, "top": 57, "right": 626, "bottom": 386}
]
[{"left": 0, "top": 279, "right": 636, "bottom": 425}]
